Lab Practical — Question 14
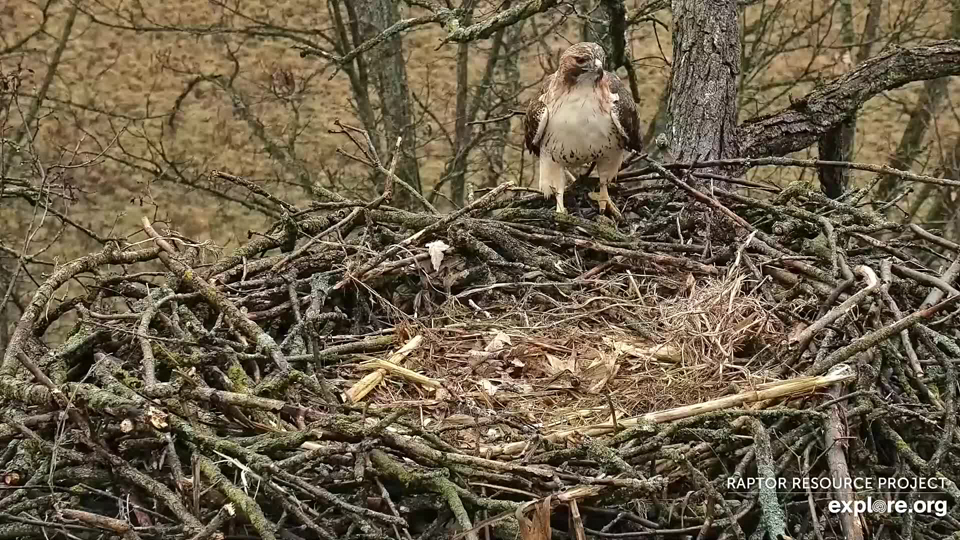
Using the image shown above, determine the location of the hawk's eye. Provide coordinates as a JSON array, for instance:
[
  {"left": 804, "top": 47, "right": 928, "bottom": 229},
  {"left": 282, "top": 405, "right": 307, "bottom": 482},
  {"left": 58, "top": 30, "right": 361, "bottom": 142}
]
[{"left": 576, "top": 57, "right": 588, "bottom": 64}]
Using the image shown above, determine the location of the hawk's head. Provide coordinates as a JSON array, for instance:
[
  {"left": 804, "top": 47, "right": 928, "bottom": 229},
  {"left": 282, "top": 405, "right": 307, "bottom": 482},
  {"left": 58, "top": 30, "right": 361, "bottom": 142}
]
[{"left": 558, "top": 42, "right": 606, "bottom": 85}]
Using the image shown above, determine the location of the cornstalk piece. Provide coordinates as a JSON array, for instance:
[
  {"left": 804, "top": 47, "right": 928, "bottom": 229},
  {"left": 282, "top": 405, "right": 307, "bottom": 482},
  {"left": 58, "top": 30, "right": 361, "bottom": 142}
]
[
  {"left": 357, "top": 359, "right": 441, "bottom": 388},
  {"left": 479, "top": 365, "right": 855, "bottom": 457},
  {"left": 516, "top": 496, "right": 552, "bottom": 540},
  {"left": 345, "top": 335, "right": 423, "bottom": 402},
  {"left": 567, "top": 498, "right": 586, "bottom": 540}
]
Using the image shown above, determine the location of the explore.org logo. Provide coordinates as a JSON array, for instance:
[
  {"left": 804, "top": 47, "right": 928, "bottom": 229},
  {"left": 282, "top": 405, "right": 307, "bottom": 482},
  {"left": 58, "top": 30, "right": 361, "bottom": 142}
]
[{"left": 828, "top": 497, "right": 948, "bottom": 517}]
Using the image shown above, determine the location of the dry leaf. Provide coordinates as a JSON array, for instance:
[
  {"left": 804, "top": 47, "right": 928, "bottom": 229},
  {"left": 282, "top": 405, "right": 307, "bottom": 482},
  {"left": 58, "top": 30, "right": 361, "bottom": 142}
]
[
  {"left": 469, "top": 331, "right": 513, "bottom": 363},
  {"left": 545, "top": 352, "right": 575, "bottom": 375},
  {"left": 603, "top": 337, "right": 681, "bottom": 363},
  {"left": 146, "top": 406, "right": 169, "bottom": 429},
  {"left": 580, "top": 347, "right": 620, "bottom": 394},
  {"left": 479, "top": 379, "right": 499, "bottom": 396},
  {"left": 485, "top": 331, "right": 512, "bottom": 352},
  {"left": 425, "top": 240, "right": 450, "bottom": 271}
]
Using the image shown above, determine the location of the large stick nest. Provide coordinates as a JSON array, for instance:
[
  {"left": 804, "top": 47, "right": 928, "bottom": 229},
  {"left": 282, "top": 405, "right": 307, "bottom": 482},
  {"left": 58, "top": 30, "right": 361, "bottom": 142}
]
[{"left": 1, "top": 149, "right": 959, "bottom": 540}]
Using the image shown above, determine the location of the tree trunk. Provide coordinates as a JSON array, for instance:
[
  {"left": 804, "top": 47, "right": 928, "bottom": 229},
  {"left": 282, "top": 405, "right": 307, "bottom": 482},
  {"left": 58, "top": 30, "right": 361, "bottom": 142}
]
[
  {"left": 666, "top": 0, "right": 741, "bottom": 169},
  {"left": 816, "top": 0, "right": 862, "bottom": 199},
  {"left": 922, "top": 136, "right": 960, "bottom": 230},
  {"left": 358, "top": 0, "right": 422, "bottom": 200},
  {"left": 580, "top": 0, "right": 610, "bottom": 51},
  {"left": 602, "top": 0, "right": 628, "bottom": 69},
  {"left": 817, "top": 117, "right": 855, "bottom": 198},
  {"left": 483, "top": 19, "right": 525, "bottom": 189},
  {"left": 877, "top": 77, "right": 948, "bottom": 201},
  {"left": 451, "top": 2, "right": 477, "bottom": 207},
  {"left": 330, "top": 0, "right": 382, "bottom": 157}
]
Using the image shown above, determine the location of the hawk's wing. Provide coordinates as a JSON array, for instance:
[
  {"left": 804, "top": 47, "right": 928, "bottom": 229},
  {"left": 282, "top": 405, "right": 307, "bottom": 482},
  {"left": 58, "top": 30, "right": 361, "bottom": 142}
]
[
  {"left": 523, "top": 75, "right": 553, "bottom": 156},
  {"left": 606, "top": 72, "right": 642, "bottom": 153}
]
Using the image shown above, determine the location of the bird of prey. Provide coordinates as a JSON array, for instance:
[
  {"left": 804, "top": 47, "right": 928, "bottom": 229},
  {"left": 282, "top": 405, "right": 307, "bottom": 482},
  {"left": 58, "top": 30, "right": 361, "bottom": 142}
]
[{"left": 523, "top": 42, "right": 641, "bottom": 216}]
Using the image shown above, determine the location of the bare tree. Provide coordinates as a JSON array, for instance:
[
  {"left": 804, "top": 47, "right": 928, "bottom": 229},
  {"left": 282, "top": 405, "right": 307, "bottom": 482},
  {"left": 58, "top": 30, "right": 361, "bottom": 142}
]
[
  {"left": 877, "top": 0, "right": 960, "bottom": 202},
  {"left": 3, "top": 0, "right": 960, "bottom": 309},
  {"left": 355, "top": 0, "right": 423, "bottom": 199},
  {"left": 816, "top": 0, "right": 882, "bottom": 198}
]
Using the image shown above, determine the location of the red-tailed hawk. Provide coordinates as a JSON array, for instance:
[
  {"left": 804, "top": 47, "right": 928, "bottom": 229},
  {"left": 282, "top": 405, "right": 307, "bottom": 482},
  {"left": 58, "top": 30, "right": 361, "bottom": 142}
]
[{"left": 523, "top": 42, "right": 641, "bottom": 216}]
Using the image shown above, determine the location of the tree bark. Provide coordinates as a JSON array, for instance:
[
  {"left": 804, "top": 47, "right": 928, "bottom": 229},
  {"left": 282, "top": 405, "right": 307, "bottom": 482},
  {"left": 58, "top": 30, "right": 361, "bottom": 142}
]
[
  {"left": 357, "top": 0, "right": 423, "bottom": 200},
  {"left": 666, "top": 0, "right": 741, "bottom": 168},
  {"left": 602, "top": 0, "right": 628, "bottom": 69},
  {"left": 817, "top": 117, "right": 855, "bottom": 198}
]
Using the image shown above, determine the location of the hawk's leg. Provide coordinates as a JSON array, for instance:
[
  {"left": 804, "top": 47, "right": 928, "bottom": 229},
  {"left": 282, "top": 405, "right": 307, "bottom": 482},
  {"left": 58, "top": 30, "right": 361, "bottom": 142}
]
[
  {"left": 539, "top": 155, "right": 569, "bottom": 214},
  {"left": 590, "top": 153, "right": 624, "bottom": 220},
  {"left": 554, "top": 184, "right": 566, "bottom": 213}
]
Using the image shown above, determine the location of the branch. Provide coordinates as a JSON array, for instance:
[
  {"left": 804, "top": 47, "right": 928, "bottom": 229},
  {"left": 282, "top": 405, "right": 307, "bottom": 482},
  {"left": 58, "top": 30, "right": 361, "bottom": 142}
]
[
  {"left": 444, "top": 0, "right": 560, "bottom": 43},
  {"left": 9, "top": 3, "right": 79, "bottom": 148},
  {"left": 741, "top": 40, "right": 960, "bottom": 158},
  {"left": 301, "top": 12, "right": 456, "bottom": 65}
]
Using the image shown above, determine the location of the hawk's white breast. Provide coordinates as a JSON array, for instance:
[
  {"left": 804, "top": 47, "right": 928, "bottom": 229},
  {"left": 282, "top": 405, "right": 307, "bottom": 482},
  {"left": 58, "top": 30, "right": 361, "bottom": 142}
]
[{"left": 542, "top": 84, "right": 619, "bottom": 167}]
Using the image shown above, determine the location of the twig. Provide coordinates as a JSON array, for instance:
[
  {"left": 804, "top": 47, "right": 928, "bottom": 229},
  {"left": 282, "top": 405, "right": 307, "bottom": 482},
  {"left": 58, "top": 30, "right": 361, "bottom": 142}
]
[
  {"left": 792, "top": 265, "right": 879, "bottom": 350},
  {"left": 143, "top": 217, "right": 290, "bottom": 373},
  {"left": 334, "top": 182, "right": 513, "bottom": 290},
  {"left": 805, "top": 294, "right": 960, "bottom": 376},
  {"left": 186, "top": 504, "right": 236, "bottom": 540},
  {"left": 60, "top": 508, "right": 142, "bottom": 540}
]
